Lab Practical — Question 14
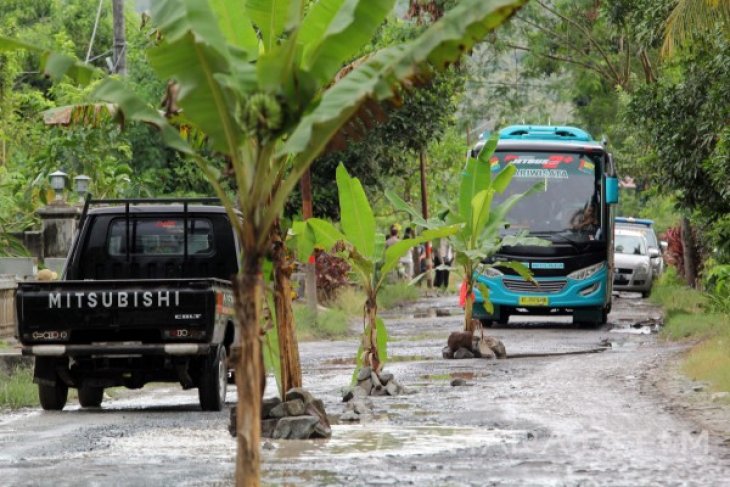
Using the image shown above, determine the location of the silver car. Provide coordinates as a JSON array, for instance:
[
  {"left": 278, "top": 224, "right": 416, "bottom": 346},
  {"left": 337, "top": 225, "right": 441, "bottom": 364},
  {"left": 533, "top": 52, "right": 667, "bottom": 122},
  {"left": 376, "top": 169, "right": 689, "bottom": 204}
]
[
  {"left": 613, "top": 229, "right": 657, "bottom": 297},
  {"left": 615, "top": 217, "right": 665, "bottom": 277}
]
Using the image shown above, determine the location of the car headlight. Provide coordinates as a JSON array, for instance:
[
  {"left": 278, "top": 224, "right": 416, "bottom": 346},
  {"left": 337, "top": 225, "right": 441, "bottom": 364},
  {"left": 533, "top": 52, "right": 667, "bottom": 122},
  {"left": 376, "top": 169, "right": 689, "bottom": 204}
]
[
  {"left": 635, "top": 263, "right": 650, "bottom": 276},
  {"left": 568, "top": 262, "right": 605, "bottom": 280},
  {"left": 483, "top": 266, "right": 504, "bottom": 277}
]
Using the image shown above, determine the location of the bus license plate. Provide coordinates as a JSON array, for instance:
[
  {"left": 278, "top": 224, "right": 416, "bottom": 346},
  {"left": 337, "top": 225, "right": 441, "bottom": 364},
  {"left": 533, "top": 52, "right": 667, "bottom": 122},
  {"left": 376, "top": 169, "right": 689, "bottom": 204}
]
[{"left": 518, "top": 296, "right": 549, "bottom": 306}]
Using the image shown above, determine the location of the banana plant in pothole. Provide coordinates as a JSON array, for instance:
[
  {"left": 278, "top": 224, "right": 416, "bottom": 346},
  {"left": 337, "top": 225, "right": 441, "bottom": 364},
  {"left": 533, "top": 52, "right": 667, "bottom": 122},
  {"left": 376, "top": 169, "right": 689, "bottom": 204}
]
[
  {"left": 387, "top": 135, "right": 547, "bottom": 362},
  {"left": 292, "top": 164, "right": 460, "bottom": 416}
]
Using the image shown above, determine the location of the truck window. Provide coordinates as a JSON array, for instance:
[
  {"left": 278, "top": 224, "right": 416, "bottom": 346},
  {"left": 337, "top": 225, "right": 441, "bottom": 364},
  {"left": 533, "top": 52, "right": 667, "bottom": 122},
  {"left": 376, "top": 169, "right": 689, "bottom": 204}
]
[{"left": 108, "top": 218, "right": 214, "bottom": 256}]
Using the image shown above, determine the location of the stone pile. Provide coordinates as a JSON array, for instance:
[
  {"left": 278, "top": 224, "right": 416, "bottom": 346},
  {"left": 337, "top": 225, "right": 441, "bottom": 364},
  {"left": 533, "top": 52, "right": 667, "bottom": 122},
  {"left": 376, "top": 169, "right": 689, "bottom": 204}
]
[
  {"left": 228, "top": 387, "right": 331, "bottom": 440},
  {"left": 339, "top": 367, "right": 406, "bottom": 422},
  {"left": 442, "top": 330, "right": 507, "bottom": 360}
]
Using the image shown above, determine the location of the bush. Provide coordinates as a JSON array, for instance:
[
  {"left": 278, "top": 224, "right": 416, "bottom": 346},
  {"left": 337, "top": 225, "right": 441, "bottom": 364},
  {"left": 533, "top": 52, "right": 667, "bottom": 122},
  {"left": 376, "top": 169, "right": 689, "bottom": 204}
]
[
  {"left": 314, "top": 248, "right": 351, "bottom": 303},
  {"left": 377, "top": 282, "right": 422, "bottom": 310},
  {"left": 705, "top": 264, "right": 730, "bottom": 314}
]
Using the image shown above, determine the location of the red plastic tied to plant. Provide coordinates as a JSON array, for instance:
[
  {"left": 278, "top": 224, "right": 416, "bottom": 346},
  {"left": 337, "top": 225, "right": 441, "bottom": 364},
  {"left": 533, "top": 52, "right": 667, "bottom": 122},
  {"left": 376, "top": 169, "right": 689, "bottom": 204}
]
[{"left": 459, "top": 279, "right": 474, "bottom": 308}]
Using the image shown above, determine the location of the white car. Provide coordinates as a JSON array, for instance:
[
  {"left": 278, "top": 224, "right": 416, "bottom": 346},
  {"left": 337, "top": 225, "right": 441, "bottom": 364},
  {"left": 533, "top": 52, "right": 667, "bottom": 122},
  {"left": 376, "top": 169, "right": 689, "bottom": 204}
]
[
  {"left": 615, "top": 217, "right": 665, "bottom": 277},
  {"left": 613, "top": 229, "right": 657, "bottom": 297}
]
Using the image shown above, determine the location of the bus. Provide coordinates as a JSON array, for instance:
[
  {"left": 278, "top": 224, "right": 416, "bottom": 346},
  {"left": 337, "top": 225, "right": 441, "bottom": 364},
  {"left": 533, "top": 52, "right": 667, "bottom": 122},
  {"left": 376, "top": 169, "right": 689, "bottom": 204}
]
[{"left": 472, "top": 125, "right": 619, "bottom": 327}]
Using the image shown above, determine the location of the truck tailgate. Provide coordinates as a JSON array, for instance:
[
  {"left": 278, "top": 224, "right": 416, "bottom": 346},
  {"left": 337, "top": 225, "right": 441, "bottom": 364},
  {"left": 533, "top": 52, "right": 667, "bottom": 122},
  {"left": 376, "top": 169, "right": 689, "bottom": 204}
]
[{"left": 16, "top": 279, "right": 230, "bottom": 345}]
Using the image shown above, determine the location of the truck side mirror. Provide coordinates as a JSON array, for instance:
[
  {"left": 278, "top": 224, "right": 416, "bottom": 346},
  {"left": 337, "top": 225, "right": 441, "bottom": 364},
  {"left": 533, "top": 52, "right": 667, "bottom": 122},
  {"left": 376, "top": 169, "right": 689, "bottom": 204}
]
[{"left": 606, "top": 176, "right": 619, "bottom": 204}]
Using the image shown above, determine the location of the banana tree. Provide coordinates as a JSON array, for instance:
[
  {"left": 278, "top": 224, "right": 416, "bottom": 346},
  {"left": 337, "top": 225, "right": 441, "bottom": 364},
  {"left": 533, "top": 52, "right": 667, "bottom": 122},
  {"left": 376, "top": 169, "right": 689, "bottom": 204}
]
[
  {"left": 387, "top": 135, "right": 546, "bottom": 332},
  {"left": 2, "top": 0, "right": 528, "bottom": 484},
  {"left": 293, "top": 164, "right": 460, "bottom": 378}
]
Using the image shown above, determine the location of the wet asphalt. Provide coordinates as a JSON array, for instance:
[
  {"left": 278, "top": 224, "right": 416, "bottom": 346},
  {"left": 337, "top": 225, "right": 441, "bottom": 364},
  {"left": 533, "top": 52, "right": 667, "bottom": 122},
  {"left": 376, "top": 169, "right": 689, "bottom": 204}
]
[{"left": 1, "top": 293, "right": 729, "bottom": 486}]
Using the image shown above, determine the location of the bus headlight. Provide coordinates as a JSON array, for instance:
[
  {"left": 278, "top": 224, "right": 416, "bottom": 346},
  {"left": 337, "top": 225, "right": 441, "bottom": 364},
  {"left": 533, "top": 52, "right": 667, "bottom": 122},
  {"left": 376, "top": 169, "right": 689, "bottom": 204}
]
[
  {"left": 568, "top": 262, "right": 605, "bottom": 280},
  {"left": 483, "top": 267, "right": 504, "bottom": 277}
]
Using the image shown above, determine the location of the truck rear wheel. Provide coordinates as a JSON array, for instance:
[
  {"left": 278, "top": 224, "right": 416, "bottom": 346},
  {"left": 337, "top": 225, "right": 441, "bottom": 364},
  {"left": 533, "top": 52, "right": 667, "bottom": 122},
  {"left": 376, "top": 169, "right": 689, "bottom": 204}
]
[
  {"left": 198, "top": 346, "right": 227, "bottom": 411},
  {"left": 78, "top": 385, "right": 104, "bottom": 408},
  {"left": 38, "top": 382, "right": 68, "bottom": 411}
]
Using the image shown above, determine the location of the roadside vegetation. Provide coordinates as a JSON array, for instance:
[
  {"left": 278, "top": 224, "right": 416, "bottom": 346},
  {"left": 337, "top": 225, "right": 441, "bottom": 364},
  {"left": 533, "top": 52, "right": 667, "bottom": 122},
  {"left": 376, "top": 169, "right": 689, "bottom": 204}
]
[
  {"left": 0, "top": 367, "right": 38, "bottom": 409},
  {"left": 652, "top": 268, "right": 730, "bottom": 394}
]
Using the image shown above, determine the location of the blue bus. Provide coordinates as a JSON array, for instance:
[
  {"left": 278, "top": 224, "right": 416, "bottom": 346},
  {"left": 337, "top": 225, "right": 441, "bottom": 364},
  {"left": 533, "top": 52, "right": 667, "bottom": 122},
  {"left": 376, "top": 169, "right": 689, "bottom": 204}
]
[{"left": 473, "top": 125, "right": 619, "bottom": 326}]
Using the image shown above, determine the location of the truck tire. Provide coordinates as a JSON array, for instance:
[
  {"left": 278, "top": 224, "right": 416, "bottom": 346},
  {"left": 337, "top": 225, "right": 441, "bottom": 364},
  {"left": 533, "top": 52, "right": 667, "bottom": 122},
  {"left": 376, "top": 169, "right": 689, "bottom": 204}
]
[
  {"left": 78, "top": 385, "right": 104, "bottom": 408},
  {"left": 198, "top": 346, "right": 227, "bottom": 411},
  {"left": 38, "top": 382, "right": 68, "bottom": 411}
]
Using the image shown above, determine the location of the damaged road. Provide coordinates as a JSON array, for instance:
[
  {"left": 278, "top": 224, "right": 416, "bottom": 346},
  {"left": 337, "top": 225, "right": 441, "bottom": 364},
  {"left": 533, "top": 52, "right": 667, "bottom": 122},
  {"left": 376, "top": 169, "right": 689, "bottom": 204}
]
[{"left": 1, "top": 293, "right": 729, "bottom": 486}]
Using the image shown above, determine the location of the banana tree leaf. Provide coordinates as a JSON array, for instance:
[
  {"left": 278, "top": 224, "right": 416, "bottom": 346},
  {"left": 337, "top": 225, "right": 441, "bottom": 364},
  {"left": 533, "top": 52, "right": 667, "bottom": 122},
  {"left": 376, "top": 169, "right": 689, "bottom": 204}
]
[
  {"left": 493, "top": 260, "right": 536, "bottom": 284},
  {"left": 470, "top": 189, "right": 494, "bottom": 243},
  {"left": 152, "top": 0, "right": 230, "bottom": 53},
  {"left": 476, "top": 133, "right": 498, "bottom": 166},
  {"left": 303, "top": 0, "right": 396, "bottom": 86},
  {"left": 91, "top": 78, "right": 192, "bottom": 154},
  {"left": 147, "top": 31, "right": 243, "bottom": 155},
  {"left": 492, "top": 163, "right": 516, "bottom": 194},
  {"left": 307, "top": 218, "right": 348, "bottom": 250},
  {"left": 475, "top": 282, "right": 494, "bottom": 314},
  {"left": 379, "top": 225, "right": 461, "bottom": 287},
  {"left": 246, "top": 0, "right": 291, "bottom": 51},
  {"left": 210, "top": 0, "right": 259, "bottom": 56},
  {"left": 375, "top": 317, "right": 388, "bottom": 369},
  {"left": 298, "top": 0, "right": 346, "bottom": 51},
  {"left": 459, "top": 156, "right": 492, "bottom": 228},
  {"left": 271, "top": 0, "right": 528, "bottom": 229},
  {"left": 384, "top": 189, "right": 431, "bottom": 228},
  {"left": 290, "top": 221, "right": 316, "bottom": 262},
  {"left": 262, "top": 259, "right": 283, "bottom": 397},
  {"left": 0, "top": 36, "right": 97, "bottom": 85},
  {"left": 336, "top": 163, "right": 376, "bottom": 260}
]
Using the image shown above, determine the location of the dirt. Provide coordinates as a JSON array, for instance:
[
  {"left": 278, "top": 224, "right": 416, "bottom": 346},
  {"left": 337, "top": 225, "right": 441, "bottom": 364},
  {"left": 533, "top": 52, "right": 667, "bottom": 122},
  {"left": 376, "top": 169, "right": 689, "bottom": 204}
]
[{"left": 1, "top": 293, "right": 729, "bottom": 486}]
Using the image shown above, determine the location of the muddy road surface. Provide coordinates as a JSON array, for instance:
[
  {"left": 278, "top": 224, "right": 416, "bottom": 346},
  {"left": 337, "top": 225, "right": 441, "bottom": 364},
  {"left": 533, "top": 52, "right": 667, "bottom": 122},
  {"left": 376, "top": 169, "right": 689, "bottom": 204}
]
[{"left": 1, "top": 293, "right": 729, "bottom": 486}]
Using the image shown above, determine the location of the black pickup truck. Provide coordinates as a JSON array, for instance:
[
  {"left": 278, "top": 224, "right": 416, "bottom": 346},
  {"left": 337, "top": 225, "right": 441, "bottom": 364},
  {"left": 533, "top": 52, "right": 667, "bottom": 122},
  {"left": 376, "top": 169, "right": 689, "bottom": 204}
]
[{"left": 15, "top": 198, "right": 239, "bottom": 411}]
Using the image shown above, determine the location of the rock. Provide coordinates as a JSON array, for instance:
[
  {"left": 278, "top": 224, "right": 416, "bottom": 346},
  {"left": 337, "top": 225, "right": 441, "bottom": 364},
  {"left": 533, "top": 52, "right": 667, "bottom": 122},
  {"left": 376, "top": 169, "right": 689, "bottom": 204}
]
[
  {"left": 304, "top": 401, "right": 331, "bottom": 439},
  {"left": 483, "top": 336, "right": 507, "bottom": 358},
  {"left": 312, "top": 420, "right": 332, "bottom": 439},
  {"left": 442, "top": 346, "right": 454, "bottom": 359},
  {"left": 357, "top": 366, "right": 372, "bottom": 381},
  {"left": 478, "top": 339, "right": 496, "bottom": 360},
  {"left": 285, "top": 399, "right": 306, "bottom": 416},
  {"left": 261, "top": 397, "right": 282, "bottom": 419},
  {"left": 371, "top": 384, "right": 387, "bottom": 396},
  {"left": 311, "top": 399, "right": 327, "bottom": 418},
  {"left": 340, "top": 411, "right": 360, "bottom": 422},
  {"left": 353, "top": 386, "right": 370, "bottom": 399},
  {"left": 436, "top": 308, "right": 451, "bottom": 317},
  {"left": 342, "top": 387, "right": 355, "bottom": 402},
  {"left": 447, "top": 331, "right": 474, "bottom": 352},
  {"left": 269, "top": 403, "right": 288, "bottom": 418},
  {"left": 262, "top": 441, "right": 276, "bottom": 451},
  {"left": 358, "top": 378, "right": 373, "bottom": 394},
  {"left": 470, "top": 337, "right": 482, "bottom": 358},
  {"left": 352, "top": 399, "right": 372, "bottom": 414},
  {"left": 371, "top": 371, "right": 383, "bottom": 388},
  {"left": 261, "top": 418, "right": 279, "bottom": 438},
  {"left": 285, "top": 388, "right": 314, "bottom": 405},
  {"left": 228, "top": 406, "right": 237, "bottom": 437},
  {"left": 693, "top": 385, "right": 705, "bottom": 392},
  {"left": 379, "top": 372, "right": 394, "bottom": 385},
  {"left": 385, "top": 381, "right": 399, "bottom": 396},
  {"left": 272, "top": 416, "right": 320, "bottom": 440},
  {"left": 454, "top": 347, "right": 474, "bottom": 359},
  {"left": 450, "top": 378, "right": 467, "bottom": 387},
  {"left": 390, "top": 379, "right": 406, "bottom": 394}
]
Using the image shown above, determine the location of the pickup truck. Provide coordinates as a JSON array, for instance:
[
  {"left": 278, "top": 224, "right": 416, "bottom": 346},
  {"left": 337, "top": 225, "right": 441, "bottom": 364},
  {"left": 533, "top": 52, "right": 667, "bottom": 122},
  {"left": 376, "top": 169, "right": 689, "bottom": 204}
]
[{"left": 15, "top": 198, "right": 239, "bottom": 411}]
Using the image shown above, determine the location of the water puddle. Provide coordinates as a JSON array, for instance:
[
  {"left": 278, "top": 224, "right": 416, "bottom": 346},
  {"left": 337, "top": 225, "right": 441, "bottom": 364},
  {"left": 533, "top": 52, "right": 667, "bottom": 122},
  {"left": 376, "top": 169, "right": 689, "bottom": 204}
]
[
  {"left": 264, "top": 423, "right": 522, "bottom": 461},
  {"left": 610, "top": 318, "right": 662, "bottom": 335},
  {"left": 420, "top": 371, "right": 477, "bottom": 381}
]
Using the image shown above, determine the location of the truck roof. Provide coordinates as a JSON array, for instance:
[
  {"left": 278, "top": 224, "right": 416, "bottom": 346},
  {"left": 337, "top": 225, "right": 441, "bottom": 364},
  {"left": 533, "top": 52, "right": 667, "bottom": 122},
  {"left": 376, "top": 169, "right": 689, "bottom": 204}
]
[{"left": 88, "top": 205, "right": 230, "bottom": 215}]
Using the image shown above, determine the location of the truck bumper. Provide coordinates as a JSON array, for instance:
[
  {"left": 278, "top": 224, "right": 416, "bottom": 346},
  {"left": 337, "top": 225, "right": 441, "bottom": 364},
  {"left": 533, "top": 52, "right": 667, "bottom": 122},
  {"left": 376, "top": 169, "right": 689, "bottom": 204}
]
[{"left": 23, "top": 343, "right": 211, "bottom": 357}]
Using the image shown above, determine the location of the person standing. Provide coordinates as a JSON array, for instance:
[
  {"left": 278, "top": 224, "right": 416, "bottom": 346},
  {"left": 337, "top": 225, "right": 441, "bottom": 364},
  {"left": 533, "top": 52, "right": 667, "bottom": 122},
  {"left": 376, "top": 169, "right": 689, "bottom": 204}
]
[{"left": 433, "top": 238, "right": 453, "bottom": 289}]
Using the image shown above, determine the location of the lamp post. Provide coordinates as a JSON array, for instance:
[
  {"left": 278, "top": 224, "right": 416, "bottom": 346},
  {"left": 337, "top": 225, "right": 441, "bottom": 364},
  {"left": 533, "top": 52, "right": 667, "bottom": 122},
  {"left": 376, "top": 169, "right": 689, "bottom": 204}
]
[
  {"left": 49, "top": 170, "right": 68, "bottom": 204},
  {"left": 74, "top": 175, "right": 91, "bottom": 202}
]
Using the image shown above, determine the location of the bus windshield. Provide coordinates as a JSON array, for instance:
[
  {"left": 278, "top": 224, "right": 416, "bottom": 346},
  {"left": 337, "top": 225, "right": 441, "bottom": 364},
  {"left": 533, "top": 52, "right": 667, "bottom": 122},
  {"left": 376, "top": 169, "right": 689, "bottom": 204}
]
[{"left": 491, "top": 151, "right": 602, "bottom": 239}]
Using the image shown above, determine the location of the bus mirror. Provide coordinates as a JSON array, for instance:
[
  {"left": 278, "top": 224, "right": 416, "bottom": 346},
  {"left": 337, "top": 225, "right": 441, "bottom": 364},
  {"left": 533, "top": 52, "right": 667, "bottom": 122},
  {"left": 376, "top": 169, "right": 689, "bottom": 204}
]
[{"left": 606, "top": 177, "right": 619, "bottom": 204}]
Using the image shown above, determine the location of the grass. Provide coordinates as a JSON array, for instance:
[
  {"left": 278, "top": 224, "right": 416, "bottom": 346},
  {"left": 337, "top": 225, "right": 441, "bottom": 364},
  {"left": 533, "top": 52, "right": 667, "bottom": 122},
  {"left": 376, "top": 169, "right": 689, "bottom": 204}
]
[
  {"left": 377, "top": 283, "right": 422, "bottom": 310},
  {"left": 651, "top": 269, "right": 730, "bottom": 393},
  {"left": 293, "top": 304, "right": 351, "bottom": 340},
  {"left": 0, "top": 367, "right": 39, "bottom": 409}
]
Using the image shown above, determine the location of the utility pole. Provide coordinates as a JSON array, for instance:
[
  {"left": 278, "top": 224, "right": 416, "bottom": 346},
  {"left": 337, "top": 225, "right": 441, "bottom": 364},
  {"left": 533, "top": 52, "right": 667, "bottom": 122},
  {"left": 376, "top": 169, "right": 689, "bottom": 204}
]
[
  {"left": 112, "top": 0, "right": 126, "bottom": 75},
  {"left": 419, "top": 150, "right": 433, "bottom": 288},
  {"left": 300, "top": 169, "right": 318, "bottom": 314}
]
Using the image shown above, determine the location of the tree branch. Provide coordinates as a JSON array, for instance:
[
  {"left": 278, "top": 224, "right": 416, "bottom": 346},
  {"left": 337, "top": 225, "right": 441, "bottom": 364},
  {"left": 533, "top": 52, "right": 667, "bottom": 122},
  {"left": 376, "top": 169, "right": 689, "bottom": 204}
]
[
  {"left": 504, "top": 43, "right": 614, "bottom": 84},
  {"left": 535, "top": 0, "right": 623, "bottom": 87}
]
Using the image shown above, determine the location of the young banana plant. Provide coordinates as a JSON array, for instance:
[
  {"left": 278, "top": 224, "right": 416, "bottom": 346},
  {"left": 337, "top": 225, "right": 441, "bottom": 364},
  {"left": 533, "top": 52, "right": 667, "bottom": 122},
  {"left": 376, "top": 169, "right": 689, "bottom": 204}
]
[
  {"left": 387, "top": 135, "right": 547, "bottom": 332},
  {"left": 293, "top": 164, "right": 460, "bottom": 380}
]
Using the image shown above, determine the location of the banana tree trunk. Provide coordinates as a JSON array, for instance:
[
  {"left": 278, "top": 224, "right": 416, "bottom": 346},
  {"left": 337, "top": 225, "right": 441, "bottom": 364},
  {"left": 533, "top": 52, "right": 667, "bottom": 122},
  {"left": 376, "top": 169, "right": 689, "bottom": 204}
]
[
  {"left": 233, "top": 257, "right": 264, "bottom": 487},
  {"left": 364, "top": 296, "right": 381, "bottom": 373},
  {"left": 464, "top": 279, "right": 475, "bottom": 332},
  {"left": 271, "top": 227, "right": 302, "bottom": 394}
]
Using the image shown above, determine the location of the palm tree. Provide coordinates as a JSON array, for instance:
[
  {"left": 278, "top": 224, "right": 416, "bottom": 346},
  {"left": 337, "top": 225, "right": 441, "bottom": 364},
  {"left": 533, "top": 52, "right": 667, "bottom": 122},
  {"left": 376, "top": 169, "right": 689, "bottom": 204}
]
[{"left": 662, "top": 0, "right": 730, "bottom": 55}]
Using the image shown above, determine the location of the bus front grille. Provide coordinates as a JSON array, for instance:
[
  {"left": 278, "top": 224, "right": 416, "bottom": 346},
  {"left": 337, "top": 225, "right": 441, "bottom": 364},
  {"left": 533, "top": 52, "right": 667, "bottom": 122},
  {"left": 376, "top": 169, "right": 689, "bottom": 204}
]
[{"left": 503, "top": 279, "right": 567, "bottom": 294}]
